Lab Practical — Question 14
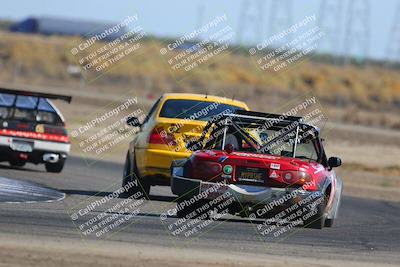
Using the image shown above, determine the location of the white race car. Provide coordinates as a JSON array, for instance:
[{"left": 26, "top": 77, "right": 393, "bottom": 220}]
[{"left": 0, "top": 87, "right": 71, "bottom": 172}]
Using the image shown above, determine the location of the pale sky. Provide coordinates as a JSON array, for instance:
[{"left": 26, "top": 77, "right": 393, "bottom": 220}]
[{"left": 1, "top": 0, "right": 398, "bottom": 60}]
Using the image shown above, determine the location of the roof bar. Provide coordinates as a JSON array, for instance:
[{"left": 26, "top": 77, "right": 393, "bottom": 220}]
[{"left": 234, "top": 110, "right": 303, "bottom": 122}]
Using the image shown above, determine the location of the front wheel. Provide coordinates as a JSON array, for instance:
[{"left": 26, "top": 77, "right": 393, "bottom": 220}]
[{"left": 122, "top": 152, "right": 150, "bottom": 199}]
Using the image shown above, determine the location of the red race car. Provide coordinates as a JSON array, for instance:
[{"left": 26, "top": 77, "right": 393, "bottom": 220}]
[
  {"left": 171, "top": 110, "right": 343, "bottom": 229},
  {"left": 0, "top": 87, "right": 71, "bottom": 172}
]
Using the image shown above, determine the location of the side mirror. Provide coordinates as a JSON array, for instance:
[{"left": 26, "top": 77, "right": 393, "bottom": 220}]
[
  {"left": 126, "top": 116, "right": 141, "bottom": 127},
  {"left": 328, "top": 157, "right": 342, "bottom": 169}
]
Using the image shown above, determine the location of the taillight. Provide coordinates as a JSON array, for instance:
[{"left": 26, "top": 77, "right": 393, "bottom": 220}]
[
  {"left": 191, "top": 160, "right": 222, "bottom": 180},
  {"left": 0, "top": 129, "right": 69, "bottom": 143},
  {"left": 282, "top": 171, "right": 311, "bottom": 185},
  {"left": 43, "top": 126, "right": 69, "bottom": 142},
  {"left": 16, "top": 123, "right": 30, "bottom": 130},
  {"left": 149, "top": 127, "right": 176, "bottom": 146},
  {"left": 44, "top": 125, "right": 67, "bottom": 136}
]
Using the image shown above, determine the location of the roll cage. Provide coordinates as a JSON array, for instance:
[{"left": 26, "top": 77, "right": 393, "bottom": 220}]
[{"left": 187, "top": 110, "right": 328, "bottom": 166}]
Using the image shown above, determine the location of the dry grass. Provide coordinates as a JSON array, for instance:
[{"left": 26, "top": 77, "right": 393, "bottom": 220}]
[
  {"left": 343, "top": 163, "right": 400, "bottom": 177},
  {"left": 0, "top": 31, "right": 399, "bottom": 121}
]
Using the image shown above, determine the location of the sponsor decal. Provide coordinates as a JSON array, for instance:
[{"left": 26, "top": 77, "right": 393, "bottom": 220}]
[
  {"left": 233, "top": 152, "right": 278, "bottom": 159},
  {"left": 218, "top": 156, "right": 228, "bottom": 163},
  {"left": 270, "top": 163, "right": 280, "bottom": 170},
  {"left": 270, "top": 170, "right": 278, "bottom": 179},
  {"left": 223, "top": 165, "right": 233, "bottom": 174}
]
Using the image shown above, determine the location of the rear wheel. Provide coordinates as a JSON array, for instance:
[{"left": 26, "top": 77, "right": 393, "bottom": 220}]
[
  {"left": 303, "top": 194, "right": 327, "bottom": 229},
  {"left": 45, "top": 160, "right": 65, "bottom": 173},
  {"left": 324, "top": 218, "right": 334, "bottom": 227},
  {"left": 122, "top": 152, "right": 150, "bottom": 199},
  {"left": 9, "top": 160, "right": 26, "bottom": 168}
]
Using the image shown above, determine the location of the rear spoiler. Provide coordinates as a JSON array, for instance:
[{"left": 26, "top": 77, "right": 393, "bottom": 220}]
[
  {"left": 233, "top": 110, "right": 303, "bottom": 122},
  {"left": 0, "top": 87, "right": 72, "bottom": 103}
]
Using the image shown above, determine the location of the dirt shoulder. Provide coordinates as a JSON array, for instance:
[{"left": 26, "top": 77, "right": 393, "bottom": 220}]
[{"left": 0, "top": 234, "right": 397, "bottom": 267}]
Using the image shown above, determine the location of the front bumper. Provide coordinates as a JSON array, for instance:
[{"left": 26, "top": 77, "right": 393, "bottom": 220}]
[{"left": 171, "top": 167, "right": 321, "bottom": 207}]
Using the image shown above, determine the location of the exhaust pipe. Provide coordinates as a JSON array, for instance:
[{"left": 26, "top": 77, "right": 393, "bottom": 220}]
[{"left": 43, "top": 153, "right": 59, "bottom": 163}]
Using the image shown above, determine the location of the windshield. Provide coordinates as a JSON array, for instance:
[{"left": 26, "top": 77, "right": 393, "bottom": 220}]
[
  {"left": 0, "top": 93, "right": 61, "bottom": 125},
  {"left": 202, "top": 118, "right": 321, "bottom": 162},
  {"left": 255, "top": 128, "right": 319, "bottom": 161},
  {"left": 159, "top": 99, "right": 244, "bottom": 121}
]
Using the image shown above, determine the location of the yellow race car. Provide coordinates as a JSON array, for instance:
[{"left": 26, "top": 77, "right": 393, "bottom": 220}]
[{"left": 122, "top": 93, "right": 249, "bottom": 198}]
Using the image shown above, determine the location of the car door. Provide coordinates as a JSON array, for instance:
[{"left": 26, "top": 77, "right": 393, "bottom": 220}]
[{"left": 133, "top": 97, "right": 162, "bottom": 171}]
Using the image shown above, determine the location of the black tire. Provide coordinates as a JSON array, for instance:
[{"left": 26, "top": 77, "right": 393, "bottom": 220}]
[
  {"left": 9, "top": 160, "right": 26, "bottom": 168},
  {"left": 176, "top": 198, "right": 209, "bottom": 220},
  {"left": 324, "top": 218, "right": 334, "bottom": 227},
  {"left": 122, "top": 152, "right": 150, "bottom": 199},
  {"left": 45, "top": 160, "right": 65, "bottom": 173},
  {"left": 303, "top": 195, "right": 327, "bottom": 229}
]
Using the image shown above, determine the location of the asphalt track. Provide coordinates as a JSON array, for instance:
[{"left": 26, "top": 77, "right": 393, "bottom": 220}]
[{"left": 0, "top": 156, "right": 399, "bottom": 264}]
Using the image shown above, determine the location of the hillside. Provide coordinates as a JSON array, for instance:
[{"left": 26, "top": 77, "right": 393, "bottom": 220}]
[{"left": 0, "top": 31, "right": 399, "bottom": 128}]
